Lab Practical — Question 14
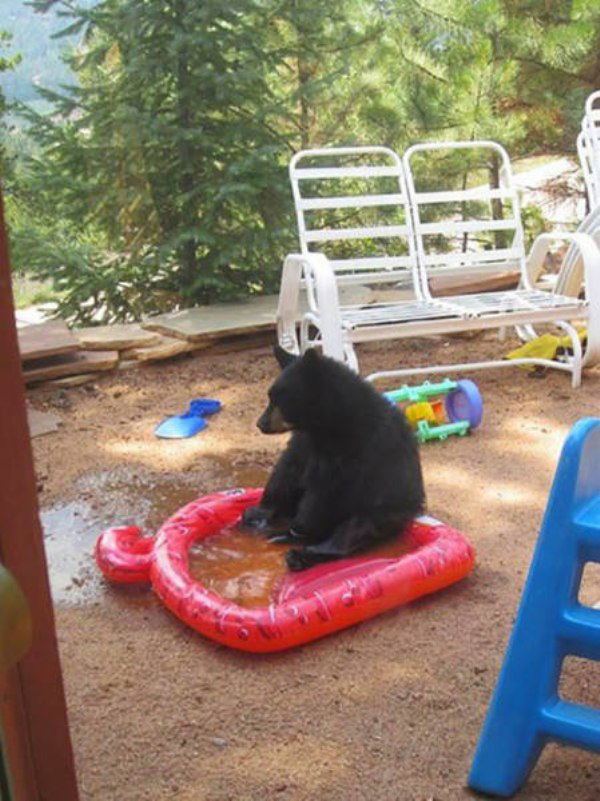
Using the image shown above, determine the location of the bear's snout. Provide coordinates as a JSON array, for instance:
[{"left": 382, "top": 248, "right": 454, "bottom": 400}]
[{"left": 257, "top": 402, "right": 291, "bottom": 434}]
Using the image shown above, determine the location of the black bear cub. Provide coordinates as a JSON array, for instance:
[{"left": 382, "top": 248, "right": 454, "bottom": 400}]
[{"left": 242, "top": 346, "right": 426, "bottom": 571}]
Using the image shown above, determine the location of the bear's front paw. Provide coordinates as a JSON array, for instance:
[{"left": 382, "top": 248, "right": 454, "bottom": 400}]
[
  {"left": 285, "top": 548, "right": 314, "bottom": 571},
  {"left": 241, "top": 505, "right": 273, "bottom": 531}
]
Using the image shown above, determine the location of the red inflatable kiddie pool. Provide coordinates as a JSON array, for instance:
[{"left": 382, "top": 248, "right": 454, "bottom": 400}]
[{"left": 95, "top": 488, "right": 475, "bottom": 653}]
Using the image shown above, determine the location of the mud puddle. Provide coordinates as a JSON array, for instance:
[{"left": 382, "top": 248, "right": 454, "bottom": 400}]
[
  {"left": 42, "top": 459, "right": 416, "bottom": 611},
  {"left": 41, "top": 461, "right": 269, "bottom": 605}
]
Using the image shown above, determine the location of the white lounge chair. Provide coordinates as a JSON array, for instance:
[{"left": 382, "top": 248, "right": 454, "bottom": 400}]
[
  {"left": 277, "top": 142, "right": 600, "bottom": 388},
  {"left": 577, "top": 129, "right": 598, "bottom": 209},
  {"left": 580, "top": 91, "right": 600, "bottom": 209}
]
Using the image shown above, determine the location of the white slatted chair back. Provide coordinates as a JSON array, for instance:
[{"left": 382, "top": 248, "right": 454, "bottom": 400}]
[
  {"left": 403, "top": 141, "right": 528, "bottom": 299},
  {"left": 289, "top": 147, "right": 419, "bottom": 293},
  {"left": 584, "top": 92, "right": 600, "bottom": 189},
  {"left": 554, "top": 205, "right": 600, "bottom": 297},
  {"left": 577, "top": 129, "right": 598, "bottom": 209},
  {"left": 581, "top": 93, "right": 600, "bottom": 209}
]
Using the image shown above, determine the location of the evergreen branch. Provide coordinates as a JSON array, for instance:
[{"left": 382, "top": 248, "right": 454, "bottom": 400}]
[
  {"left": 510, "top": 55, "right": 597, "bottom": 86},
  {"left": 406, "top": 0, "right": 463, "bottom": 28},
  {"left": 316, "top": 25, "right": 387, "bottom": 55},
  {"left": 229, "top": 105, "right": 296, "bottom": 153},
  {"left": 398, "top": 48, "right": 448, "bottom": 84}
]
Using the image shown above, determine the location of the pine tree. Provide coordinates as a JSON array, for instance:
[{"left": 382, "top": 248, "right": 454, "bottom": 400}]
[
  {"left": 381, "top": 0, "right": 600, "bottom": 155},
  {"left": 17, "top": 0, "right": 600, "bottom": 321},
  {"left": 20, "top": 0, "right": 297, "bottom": 320},
  {"left": 375, "top": 0, "right": 600, "bottom": 248},
  {"left": 18, "top": 0, "right": 396, "bottom": 321},
  {"left": 261, "top": 1, "right": 386, "bottom": 148}
]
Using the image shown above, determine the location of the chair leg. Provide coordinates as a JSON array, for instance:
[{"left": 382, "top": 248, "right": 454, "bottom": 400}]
[
  {"left": 276, "top": 254, "right": 304, "bottom": 355},
  {"left": 343, "top": 341, "right": 359, "bottom": 372},
  {"left": 303, "top": 253, "right": 346, "bottom": 362},
  {"left": 574, "top": 230, "right": 600, "bottom": 371},
  {"left": 556, "top": 321, "right": 583, "bottom": 389}
]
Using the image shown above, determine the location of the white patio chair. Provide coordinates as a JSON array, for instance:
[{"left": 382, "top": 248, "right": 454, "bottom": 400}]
[
  {"left": 390, "top": 140, "right": 600, "bottom": 386},
  {"left": 277, "top": 142, "right": 600, "bottom": 387},
  {"left": 531, "top": 205, "right": 600, "bottom": 300},
  {"left": 577, "top": 128, "right": 599, "bottom": 209},
  {"left": 582, "top": 91, "right": 600, "bottom": 205},
  {"left": 277, "top": 146, "right": 468, "bottom": 371}
]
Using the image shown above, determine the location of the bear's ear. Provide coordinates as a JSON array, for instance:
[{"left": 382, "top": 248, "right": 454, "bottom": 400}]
[
  {"left": 302, "top": 348, "right": 321, "bottom": 364},
  {"left": 273, "top": 344, "right": 298, "bottom": 370}
]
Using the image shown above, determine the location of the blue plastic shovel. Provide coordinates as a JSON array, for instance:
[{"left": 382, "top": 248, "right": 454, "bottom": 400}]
[{"left": 155, "top": 398, "right": 222, "bottom": 439}]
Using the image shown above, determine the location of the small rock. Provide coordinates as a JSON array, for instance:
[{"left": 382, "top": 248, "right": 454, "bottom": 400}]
[
  {"left": 49, "top": 390, "right": 73, "bottom": 410},
  {"left": 211, "top": 737, "right": 228, "bottom": 748}
]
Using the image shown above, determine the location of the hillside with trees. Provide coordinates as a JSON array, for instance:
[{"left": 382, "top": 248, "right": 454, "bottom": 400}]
[
  {"left": 0, "top": 0, "right": 98, "bottom": 104},
  {"left": 3, "top": 0, "right": 600, "bottom": 323}
]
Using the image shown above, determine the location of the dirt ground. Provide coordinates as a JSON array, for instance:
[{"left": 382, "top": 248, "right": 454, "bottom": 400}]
[{"left": 30, "top": 332, "right": 600, "bottom": 801}]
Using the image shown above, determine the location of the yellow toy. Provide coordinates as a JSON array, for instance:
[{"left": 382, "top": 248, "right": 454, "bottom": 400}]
[{"left": 506, "top": 330, "right": 587, "bottom": 371}]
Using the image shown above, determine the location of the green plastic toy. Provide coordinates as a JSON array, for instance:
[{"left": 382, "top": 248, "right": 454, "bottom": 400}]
[
  {"left": 415, "top": 417, "right": 470, "bottom": 443},
  {"left": 384, "top": 378, "right": 483, "bottom": 444},
  {"left": 385, "top": 378, "right": 458, "bottom": 405}
]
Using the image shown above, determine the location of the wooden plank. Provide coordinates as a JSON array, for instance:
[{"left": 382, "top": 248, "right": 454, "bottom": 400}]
[
  {"left": 75, "top": 323, "right": 161, "bottom": 351},
  {"left": 0, "top": 188, "right": 80, "bottom": 799},
  {"left": 23, "top": 349, "right": 119, "bottom": 384},
  {"left": 17, "top": 320, "right": 79, "bottom": 362},
  {"left": 368, "top": 287, "right": 415, "bottom": 304},
  {"left": 430, "top": 270, "right": 520, "bottom": 297}
]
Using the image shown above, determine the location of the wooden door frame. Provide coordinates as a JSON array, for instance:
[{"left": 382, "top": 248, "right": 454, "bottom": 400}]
[{"left": 0, "top": 189, "right": 79, "bottom": 800}]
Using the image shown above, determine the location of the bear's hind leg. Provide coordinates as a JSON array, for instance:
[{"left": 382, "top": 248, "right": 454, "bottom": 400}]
[{"left": 285, "top": 517, "right": 400, "bottom": 571}]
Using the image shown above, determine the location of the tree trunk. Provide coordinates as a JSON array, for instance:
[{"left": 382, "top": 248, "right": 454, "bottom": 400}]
[
  {"left": 297, "top": 53, "right": 311, "bottom": 149},
  {"left": 174, "top": 0, "right": 198, "bottom": 281},
  {"left": 488, "top": 153, "right": 507, "bottom": 249}
]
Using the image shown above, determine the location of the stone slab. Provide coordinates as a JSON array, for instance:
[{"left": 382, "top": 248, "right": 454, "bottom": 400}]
[
  {"left": 121, "top": 335, "right": 193, "bottom": 362},
  {"left": 23, "top": 350, "right": 119, "bottom": 384},
  {"left": 189, "top": 330, "right": 276, "bottom": 356},
  {"left": 142, "top": 287, "right": 373, "bottom": 343},
  {"left": 75, "top": 324, "right": 162, "bottom": 351},
  {"left": 142, "top": 296, "right": 278, "bottom": 342},
  {"left": 27, "top": 408, "right": 61, "bottom": 438},
  {"left": 18, "top": 320, "right": 80, "bottom": 362},
  {"left": 49, "top": 373, "right": 104, "bottom": 388}
]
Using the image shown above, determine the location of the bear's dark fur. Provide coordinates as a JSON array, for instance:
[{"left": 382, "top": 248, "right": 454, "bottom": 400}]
[{"left": 242, "top": 346, "right": 426, "bottom": 571}]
